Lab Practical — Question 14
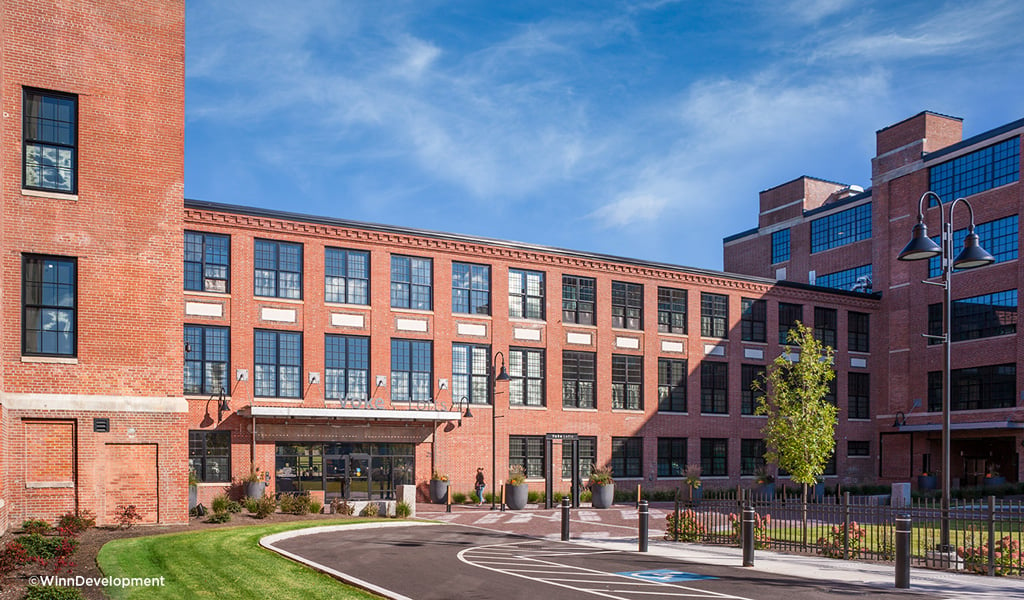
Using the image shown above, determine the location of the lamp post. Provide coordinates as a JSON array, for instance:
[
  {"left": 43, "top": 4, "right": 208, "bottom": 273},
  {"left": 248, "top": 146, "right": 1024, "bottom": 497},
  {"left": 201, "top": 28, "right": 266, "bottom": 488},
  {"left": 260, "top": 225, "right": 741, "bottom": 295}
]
[
  {"left": 897, "top": 191, "right": 994, "bottom": 550},
  {"left": 491, "top": 352, "right": 510, "bottom": 510}
]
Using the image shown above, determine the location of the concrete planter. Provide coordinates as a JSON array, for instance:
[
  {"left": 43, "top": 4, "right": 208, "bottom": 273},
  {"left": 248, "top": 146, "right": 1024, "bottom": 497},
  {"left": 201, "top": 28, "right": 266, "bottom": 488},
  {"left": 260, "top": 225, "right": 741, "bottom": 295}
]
[
  {"left": 505, "top": 483, "right": 529, "bottom": 510},
  {"left": 591, "top": 483, "right": 614, "bottom": 508},
  {"left": 918, "top": 475, "right": 937, "bottom": 491},
  {"left": 429, "top": 479, "right": 449, "bottom": 504},
  {"left": 245, "top": 481, "right": 266, "bottom": 499},
  {"left": 188, "top": 485, "right": 198, "bottom": 510}
]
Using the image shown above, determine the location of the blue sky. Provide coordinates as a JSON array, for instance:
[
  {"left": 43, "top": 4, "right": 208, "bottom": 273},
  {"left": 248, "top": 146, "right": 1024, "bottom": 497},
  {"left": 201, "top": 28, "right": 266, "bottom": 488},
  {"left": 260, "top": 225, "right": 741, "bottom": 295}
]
[{"left": 185, "top": 0, "right": 1024, "bottom": 271}]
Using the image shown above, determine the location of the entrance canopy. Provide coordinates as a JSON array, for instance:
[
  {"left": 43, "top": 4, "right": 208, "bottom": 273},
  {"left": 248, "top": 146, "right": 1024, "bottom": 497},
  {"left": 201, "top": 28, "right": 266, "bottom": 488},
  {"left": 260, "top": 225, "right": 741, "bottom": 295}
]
[
  {"left": 246, "top": 405, "right": 462, "bottom": 422},
  {"left": 894, "top": 419, "right": 1024, "bottom": 433}
]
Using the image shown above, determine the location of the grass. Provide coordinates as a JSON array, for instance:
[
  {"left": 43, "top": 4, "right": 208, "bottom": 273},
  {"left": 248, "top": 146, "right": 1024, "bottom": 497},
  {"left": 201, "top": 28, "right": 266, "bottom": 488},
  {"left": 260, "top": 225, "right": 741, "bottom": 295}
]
[{"left": 97, "top": 519, "right": 384, "bottom": 599}]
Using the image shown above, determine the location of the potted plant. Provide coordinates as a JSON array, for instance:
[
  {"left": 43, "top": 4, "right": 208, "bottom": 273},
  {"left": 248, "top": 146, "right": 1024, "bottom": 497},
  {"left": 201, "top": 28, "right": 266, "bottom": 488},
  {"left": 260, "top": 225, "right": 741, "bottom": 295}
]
[
  {"left": 755, "top": 468, "right": 775, "bottom": 499},
  {"left": 243, "top": 467, "right": 267, "bottom": 499},
  {"left": 429, "top": 471, "right": 449, "bottom": 504},
  {"left": 589, "top": 465, "right": 614, "bottom": 509},
  {"left": 188, "top": 470, "right": 199, "bottom": 510},
  {"left": 504, "top": 465, "right": 529, "bottom": 510},
  {"left": 984, "top": 466, "right": 1006, "bottom": 487},
  {"left": 683, "top": 464, "right": 702, "bottom": 505},
  {"left": 917, "top": 470, "right": 937, "bottom": 491}
]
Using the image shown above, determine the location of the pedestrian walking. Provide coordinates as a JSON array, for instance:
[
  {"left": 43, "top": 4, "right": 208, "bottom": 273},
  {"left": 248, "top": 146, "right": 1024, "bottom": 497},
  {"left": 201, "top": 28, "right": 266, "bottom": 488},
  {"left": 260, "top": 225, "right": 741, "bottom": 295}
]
[{"left": 475, "top": 467, "right": 486, "bottom": 505}]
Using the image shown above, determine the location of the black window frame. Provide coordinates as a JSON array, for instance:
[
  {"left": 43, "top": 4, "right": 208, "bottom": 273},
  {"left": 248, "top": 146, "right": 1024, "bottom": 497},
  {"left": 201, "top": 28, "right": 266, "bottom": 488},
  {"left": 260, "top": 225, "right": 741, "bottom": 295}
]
[
  {"left": 611, "top": 281, "right": 643, "bottom": 330},
  {"left": 189, "top": 430, "right": 231, "bottom": 483},
  {"left": 451, "top": 262, "right": 491, "bottom": 315},
  {"left": 508, "top": 347, "right": 545, "bottom": 407},
  {"left": 771, "top": 229, "right": 790, "bottom": 264},
  {"left": 254, "top": 330, "right": 303, "bottom": 398},
  {"left": 810, "top": 203, "right": 872, "bottom": 253},
  {"left": 848, "top": 311, "right": 870, "bottom": 353},
  {"left": 452, "top": 343, "right": 491, "bottom": 405},
  {"left": 391, "top": 255, "right": 433, "bottom": 310},
  {"left": 928, "top": 364, "right": 1016, "bottom": 411},
  {"left": 611, "top": 437, "right": 643, "bottom": 478},
  {"left": 184, "top": 231, "right": 230, "bottom": 293},
  {"left": 23, "top": 88, "right": 77, "bottom": 194},
  {"left": 508, "top": 268, "right": 545, "bottom": 320},
  {"left": 848, "top": 441, "right": 870, "bottom": 457},
  {"left": 22, "top": 254, "right": 77, "bottom": 357},
  {"left": 740, "top": 439, "right": 766, "bottom": 476},
  {"left": 184, "top": 324, "right": 230, "bottom": 396},
  {"left": 740, "top": 298, "right": 766, "bottom": 343},
  {"left": 657, "top": 438, "right": 687, "bottom": 478},
  {"left": 612, "top": 354, "right": 643, "bottom": 410},
  {"left": 325, "top": 247, "right": 370, "bottom": 305},
  {"left": 778, "top": 302, "right": 802, "bottom": 344},
  {"left": 325, "top": 334, "right": 369, "bottom": 401},
  {"left": 929, "top": 136, "right": 1020, "bottom": 201},
  {"left": 740, "top": 364, "right": 765, "bottom": 415},
  {"left": 562, "top": 351, "right": 596, "bottom": 409},
  {"left": 657, "top": 358, "right": 687, "bottom": 413},
  {"left": 814, "top": 307, "right": 838, "bottom": 349},
  {"left": 928, "top": 290, "right": 1017, "bottom": 344},
  {"left": 701, "top": 292, "right": 728, "bottom": 338},
  {"left": 562, "top": 436, "right": 596, "bottom": 480},
  {"left": 509, "top": 435, "right": 545, "bottom": 479},
  {"left": 657, "top": 287, "right": 687, "bottom": 334},
  {"left": 700, "top": 361, "right": 728, "bottom": 414},
  {"left": 848, "top": 372, "right": 870, "bottom": 420},
  {"left": 254, "top": 239, "right": 303, "bottom": 299},
  {"left": 390, "top": 339, "right": 433, "bottom": 403},
  {"left": 701, "top": 438, "right": 728, "bottom": 477},
  {"left": 562, "top": 275, "right": 595, "bottom": 325}
]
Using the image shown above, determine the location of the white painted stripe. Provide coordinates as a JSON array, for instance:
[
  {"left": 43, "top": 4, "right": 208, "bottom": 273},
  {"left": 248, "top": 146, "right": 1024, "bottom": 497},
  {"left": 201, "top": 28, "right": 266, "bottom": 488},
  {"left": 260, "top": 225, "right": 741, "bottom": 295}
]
[
  {"left": 457, "top": 322, "right": 487, "bottom": 337},
  {"left": 261, "top": 307, "right": 296, "bottom": 322},
  {"left": 661, "top": 340, "right": 684, "bottom": 353},
  {"left": 1, "top": 392, "right": 187, "bottom": 413},
  {"left": 567, "top": 332, "right": 592, "bottom": 345},
  {"left": 186, "top": 301, "right": 222, "bottom": 317},
  {"left": 514, "top": 327, "right": 542, "bottom": 341},
  {"left": 396, "top": 318, "right": 428, "bottom": 332},
  {"left": 331, "top": 313, "right": 364, "bottom": 328}
]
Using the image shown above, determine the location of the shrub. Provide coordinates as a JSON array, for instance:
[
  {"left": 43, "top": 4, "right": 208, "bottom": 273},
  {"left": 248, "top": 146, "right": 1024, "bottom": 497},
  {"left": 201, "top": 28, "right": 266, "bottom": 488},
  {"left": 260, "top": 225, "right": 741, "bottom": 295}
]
[
  {"left": 244, "top": 498, "right": 259, "bottom": 513},
  {"left": 211, "top": 495, "right": 231, "bottom": 514},
  {"left": 226, "top": 500, "right": 243, "bottom": 513},
  {"left": 331, "top": 498, "right": 354, "bottom": 515},
  {"left": 115, "top": 505, "right": 143, "bottom": 529},
  {"left": 507, "top": 465, "right": 526, "bottom": 485},
  {"left": 19, "top": 534, "right": 76, "bottom": 561},
  {"left": 527, "top": 491, "right": 543, "bottom": 504},
  {"left": 817, "top": 522, "right": 868, "bottom": 559},
  {"left": 360, "top": 502, "right": 380, "bottom": 517},
  {"left": 205, "top": 511, "right": 231, "bottom": 524},
  {"left": 0, "top": 540, "right": 30, "bottom": 578},
  {"left": 25, "top": 585, "right": 83, "bottom": 600},
  {"left": 452, "top": 492, "right": 467, "bottom": 504},
  {"left": 664, "top": 510, "right": 706, "bottom": 542},
  {"left": 395, "top": 501, "right": 412, "bottom": 518},
  {"left": 959, "top": 533, "right": 1024, "bottom": 575},
  {"left": 727, "top": 512, "right": 772, "bottom": 549},
  {"left": 56, "top": 511, "right": 95, "bottom": 536},
  {"left": 252, "top": 495, "right": 277, "bottom": 519},
  {"left": 279, "top": 494, "right": 313, "bottom": 515},
  {"left": 310, "top": 500, "right": 323, "bottom": 514},
  {"left": 22, "top": 519, "right": 53, "bottom": 536}
]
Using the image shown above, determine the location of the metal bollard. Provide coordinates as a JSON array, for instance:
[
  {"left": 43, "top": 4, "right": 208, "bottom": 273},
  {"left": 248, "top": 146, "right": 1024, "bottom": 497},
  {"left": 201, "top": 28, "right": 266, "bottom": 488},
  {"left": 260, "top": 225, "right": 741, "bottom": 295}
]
[
  {"left": 561, "top": 497, "right": 571, "bottom": 541},
  {"left": 895, "top": 514, "right": 911, "bottom": 589},
  {"left": 638, "top": 500, "right": 649, "bottom": 552},
  {"left": 742, "top": 505, "right": 755, "bottom": 567}
]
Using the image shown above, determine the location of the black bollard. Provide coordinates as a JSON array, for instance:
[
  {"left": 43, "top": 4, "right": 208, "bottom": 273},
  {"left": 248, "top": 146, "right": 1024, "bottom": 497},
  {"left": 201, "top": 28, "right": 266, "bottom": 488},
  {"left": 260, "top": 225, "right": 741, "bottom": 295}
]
[
  {"left": 561, "top": 497, "right": 570, "bottom": 541},
  {"left": 895, "top": 514, "right": 911, "bottom": 589},
  {"left": 638, "top": 500, "right": 649, "bottom": 552},
  {"left": 742, "top": 505, "right": 755, "bottom": 567}
]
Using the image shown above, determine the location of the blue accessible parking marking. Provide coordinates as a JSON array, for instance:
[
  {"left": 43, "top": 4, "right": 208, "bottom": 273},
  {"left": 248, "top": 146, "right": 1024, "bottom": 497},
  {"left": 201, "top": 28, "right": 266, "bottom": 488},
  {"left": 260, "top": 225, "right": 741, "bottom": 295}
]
[{"left": 618, "top": 569, "right": 717, "bottom": 582}]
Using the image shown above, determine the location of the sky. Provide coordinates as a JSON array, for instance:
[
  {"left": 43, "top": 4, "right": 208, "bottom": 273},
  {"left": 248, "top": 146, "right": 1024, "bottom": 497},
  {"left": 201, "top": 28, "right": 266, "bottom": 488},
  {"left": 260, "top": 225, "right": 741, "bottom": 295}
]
[{"left": 184, "top": 0, "right": 1024, "bottom": 272}]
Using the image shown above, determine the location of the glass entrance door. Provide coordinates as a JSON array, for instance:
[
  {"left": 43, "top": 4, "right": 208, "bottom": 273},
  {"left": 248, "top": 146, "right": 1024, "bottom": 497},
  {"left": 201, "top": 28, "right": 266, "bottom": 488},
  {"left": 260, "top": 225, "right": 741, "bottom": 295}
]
[{"left": 346, "top": 453, "right": 371, "bottom": 500}]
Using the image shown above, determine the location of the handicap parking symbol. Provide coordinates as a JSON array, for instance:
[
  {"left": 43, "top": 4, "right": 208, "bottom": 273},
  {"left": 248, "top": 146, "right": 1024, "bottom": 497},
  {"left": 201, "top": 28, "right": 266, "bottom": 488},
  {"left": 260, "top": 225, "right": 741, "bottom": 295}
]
[{"left": 619, "top": 569, "right": 717, "bottom": 582}]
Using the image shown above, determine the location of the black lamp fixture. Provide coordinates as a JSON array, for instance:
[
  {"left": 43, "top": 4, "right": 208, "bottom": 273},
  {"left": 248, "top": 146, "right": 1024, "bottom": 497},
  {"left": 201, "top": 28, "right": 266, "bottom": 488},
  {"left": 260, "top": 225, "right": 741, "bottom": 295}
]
[
  {"left": 458, "top": 396, "right": 473, "bottom": 426},
  {"left": 490, "top": 352, "right": 510, "bottom": 510}
]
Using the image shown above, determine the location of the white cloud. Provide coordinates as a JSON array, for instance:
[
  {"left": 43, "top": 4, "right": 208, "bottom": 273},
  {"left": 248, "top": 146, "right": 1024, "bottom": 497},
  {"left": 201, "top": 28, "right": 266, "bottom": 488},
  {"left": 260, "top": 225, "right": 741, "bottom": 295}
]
[{"left": 588, "top": 194, "right": 669, "bottom": 228}]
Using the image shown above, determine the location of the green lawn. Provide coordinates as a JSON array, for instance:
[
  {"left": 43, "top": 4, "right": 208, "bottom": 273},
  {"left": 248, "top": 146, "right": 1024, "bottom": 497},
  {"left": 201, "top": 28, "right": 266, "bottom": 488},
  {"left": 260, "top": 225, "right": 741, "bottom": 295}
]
[{"left": 97, "top": 519, "right": 384, "bottom": 599}]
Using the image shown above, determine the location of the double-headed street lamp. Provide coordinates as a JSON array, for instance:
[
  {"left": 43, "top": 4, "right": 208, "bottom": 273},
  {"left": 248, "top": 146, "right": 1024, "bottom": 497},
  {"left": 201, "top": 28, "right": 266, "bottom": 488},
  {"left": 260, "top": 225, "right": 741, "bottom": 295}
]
[
  {"left": 491, "top": 352, "right": 510, "bottom": 510},
  {"left": 897, "top": 191, "right": 994, "bottom": 550}
]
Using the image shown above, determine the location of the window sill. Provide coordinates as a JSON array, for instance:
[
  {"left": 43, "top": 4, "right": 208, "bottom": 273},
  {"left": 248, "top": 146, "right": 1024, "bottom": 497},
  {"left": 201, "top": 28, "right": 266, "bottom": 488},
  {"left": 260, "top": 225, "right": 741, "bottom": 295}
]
[
  {"left": 561, "top": 406, "right": 597, "bottom": 412},
  {"left": 325, "top": 301, "right": 371, "bottom": 310},
  {"left": 657, "top": 331, "right": 688, "bottom": 338},
  {"left": 508, "top": 405, "right": 546, "bottom": 411},
  {"left": 656, "top": 411, "right": 688, "bottom": 416},
  {"left": 611, "top": 327, "right": 643, "bottom": 334},
  {"left": 185, "top": 290, "right": 231, "bottom": 299},
  {"left": 561, "top": 323, "right": 597, "bottom": 329},
  {"left": 700, "top": 412, "right": 730, "bottom": 417},
  {"left": 509, "top": 317, "right": 546, "bottom": 325},
  {"left": 253, "top": 398, "right": 304, "bottom": 403},
  {"left": 185, "top": 395, "right": 233, "bottom": 401},
  {"left": 22, "top": 188, "right": 78, "bottom": 201},
  {"left": 26, "top": 481, "right": 74, "bottom": 489},
  {"left": 452, "top": 313, "right": 492, "bottom": 320},
  {"left": 255, "top": 297, "right": 304, "bottom": 305},
  {"left": 391, "top": 307, "right": 434, "bottom": 315},
  {"left": 610, "top": 409, "right": 645, "bottom": 414},
  {"left": 21, "top": 356, "right": 78, "bottom": 365}
]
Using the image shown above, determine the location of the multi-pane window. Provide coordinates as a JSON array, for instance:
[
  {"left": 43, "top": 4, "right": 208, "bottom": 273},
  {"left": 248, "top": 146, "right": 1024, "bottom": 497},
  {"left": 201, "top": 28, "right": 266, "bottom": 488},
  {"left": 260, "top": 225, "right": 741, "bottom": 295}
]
[
  {"left": 816, "top": 264, "right": 872, "bottom": 292},
  {"left": 701, "top": 438, "right": 728, "bottom": 477},
  {"left": 657, "top": 438, "right": 687, "bottom": 478},
  {"left": 928, "top": 364, "right": 1016, "bottom": 411},
  {"left": 657, "top": 287, "right": 687, "bottom": 334},
  {"left": 740, "top": 298, "right": 766, "bottom": 342},
  {"left": 254, "top": 330, "right": 302, "bottom": 398},
  {"left": 452, "top": 343, "right": 490, "bottom": 405},
  {"left": 824, "top": 452, "right": 837, "bottom": 476},
  {"left": 452, "top": 262, "right": 490, "bottom": 315},
  {"left": 23, "top": 89, "right": 76, "bottom": 193},
  {"left": 611, "top": 281, "right": 643, "bottom": 330},
  {"left": 848, "top": 441, "right": 870, "bottom": 457},
  {"left": 814, "top": 307, "right": 837, "bottom": 349},
  {"left": 741, "top": 364, "right": 765, "bottom": 415},
  {"left": 325, "top": 335, "right": 369, "bottom": 401},
  {"left": 928, "top": 290, "right": 1017, "bottom": 344},
  {"left": 848, "top": 311, "right": 870, "bottom": 353},
  {"left": 810, "top": 203, "right": 872, "bottom": 253},
  {"left": 611, "top": 437, "right": 642, "bottom": 478},
  {"left": 391, "top": 255, "right": 432, "bottom": 310},
  {"left": 509, "top": 348, "right": 544, "bottom": 407},
  {"left": 771, "top": 229, "right": 790, "bottom": 264},
  {"left": 824, "top": 376, "right": 838, "bottom": 406},
  {"left": 929, "top": 136, "right": 1020, "bottom": 201},
  {"left": 22, "top": 255, "right": 76, "bottom": 357},
  {"left": 612, "top": 355, "right": 643, "bottom": 410},
  {"left": 325, "top": 248, "right": 369, "bottom": 305},
  {"left": 509, "top": 269, "right": 545, "bottom": 319},
  {"left": 848, "top": 372, "right": 870, "bottom": 420},
  {"left": 778, "top": 302, "right": 802, "bottom": 344},
  {"left": 562, "top": 437, "right": 596, "bottom": 480},
  {"left": 562, "top": 275, "right": 595, "bottom": 325},
  {"left": 189, "top": 431, "right": 231, "bottom": 483},
  {"left": 185, "top": 232, "right": 230, "bottom": 293},
  {"left": 254, "top": 240, "right": 302, "bottom": 299},
  {"left": 184, "top": 325, "right": 229, "bottom": 395},
  {"left": 701, "top": 361, "right": 728, "bottom": 414},
  {"left": 391, "top": 339, "right": 432, "bottom": 402},
  {"left": 928, "top": 215, "right": 1018, "bottom": 277},
  {"left": 658, "top": 358, "right": 687, "bottom": 413},
  {"left": 741, "top": 439, "right": 766, "bottom": 476},
  {"left": 563, "top": 351, "right": 596, "bottom": 409},
  {"left": 701, "top": 293, "right": 728, "bottom": 338},
  {"left": 509, "top": 435, "right": 545, "bottom": 478}
]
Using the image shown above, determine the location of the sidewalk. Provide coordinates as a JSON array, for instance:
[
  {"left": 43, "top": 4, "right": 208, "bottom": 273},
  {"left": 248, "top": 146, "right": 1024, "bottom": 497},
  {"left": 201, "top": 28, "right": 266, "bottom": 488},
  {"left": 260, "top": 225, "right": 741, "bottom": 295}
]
[{"left": 417, "top": 503, "right": 1023, "bottom": 599}]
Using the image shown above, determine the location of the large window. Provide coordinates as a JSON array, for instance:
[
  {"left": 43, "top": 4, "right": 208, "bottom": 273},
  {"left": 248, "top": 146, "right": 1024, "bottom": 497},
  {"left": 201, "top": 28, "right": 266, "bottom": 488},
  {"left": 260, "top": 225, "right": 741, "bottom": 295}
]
[
  {"left": 771, "top": 229, "right": 790, "bottom": 264},
  {"left": 778, "top": 302, "right": 802, "bottom": 344},
  {"left": 929, "top": 215, "right": 1018, "bottom": 277},
  {"left": 701, "top": 293, "right": 728, "bottom": 338},
  {"left": 184, "top": 325, "right": 229, "bottom": 395},
  {"left": 611, "top": 437, "right": 642, "bottom": 478},
  {"left": 562, "top": 275, "right": 595, "bottom": 325},
  {"left": 658, "top": 358, "right": 687, "bottom": 413},
  {"left": 509, "top": 269, "right": 544, "bottom": 319},
  {"left": 848, "top": 311, "right": 870, "bottom": 352},
  {"left": 657, "top": 287, "right": 687, "bottom": 334},
  {"left": 848, "top": 441, "right": 870, "bottom": 457},
  {"left": 816, "top": 264, "right": 872, "bottom": 292},
  {"left": 452, "top": 343, "right": 490, "bottom": 405},
  {"left": 701, "top": 438, "right": 728, "bottom": 477},
  {"left": 509, "top": 436, "right": 545, "bottom": 479},
  {"left": 22, "top": 255, "right": 76, "bottom": 357},
  {"left": 391, "top": 339, "right": 432, "bottom": 403},
  {"left": 562, "top": 437, "right": 596, "bottom": 480},
  {"left": 254, "top": 240, "right": 302, "bottom": 299},
  {"left": 189, "top": 431, "right": 231, "bottom": 483},
  {"left": 929, "top": 137, "right": 1019, "bottom": 201},
  {"left": 814, "top": 307, "right": 837, "bottom": 349},
  {"left": 23, "top": 89, "right": 76, "bottom": 193},
  {"left": 741, "top": 439, "right": 766, "bottom": 476},
  {"left": 741, "top": 364, "right": 765, "bottom": 415},
  {"left": 928, "top": 290, "right": 1017, "bottom": 343},
  {"left": 254, "top": 330, "right": 302, "bottom": 398},
  {"left": 185, "top": 232, "right": 230, "bottom": 293},
  {"left": 701, "top": 361, "right": 728, "bottom": 414},
  {"left": 657, "top": 438, "right": 687, "bottom": 478},
  {"left": 509, "top": 348, "right": 544, "bottom": 406},
  {"left": 452, "top": 262, "right": 490, "bottom": 315},
  {"left": 563, "top": 351, "right": 596, "bottom": 409},
  {"left": 612, "top": 355, "right": 643, "bottom": 410},
  {"left": 810, "top": 203, "right": 872, "bottom": 253},
  {"left": 848, "top": 372, "right": 870, "bottom": 420},
  {"left": 741, "top": 298, "right": 766, "bottom": 342},
  {"left": 325, "top": 335, "right": 369, "bottom": 401},
  {"left": 391, "top": 255, "right": 432, "bottom": 310},
  {"left": 611, "top": 281, "right": 643, "bottom": 330},
  {"left": 928, "top": 364, "right": 1016, "bottom": 411},
  {"left": 325, "top": 248, "right": 369, "bottom": 305}
]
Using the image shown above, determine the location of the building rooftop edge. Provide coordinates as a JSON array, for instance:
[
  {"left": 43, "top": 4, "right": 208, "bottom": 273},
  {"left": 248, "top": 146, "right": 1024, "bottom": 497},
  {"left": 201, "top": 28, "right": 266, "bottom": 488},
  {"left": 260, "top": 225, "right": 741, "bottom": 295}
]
[
  {"left": 874, "top": 110, "right": 963, "bottom": 135},
  {"left": 922, "top": 116, "right": 1024, "bottom": 163},
  {"left": 757, "top": 174, "right": 850, "bottom": 195}
]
